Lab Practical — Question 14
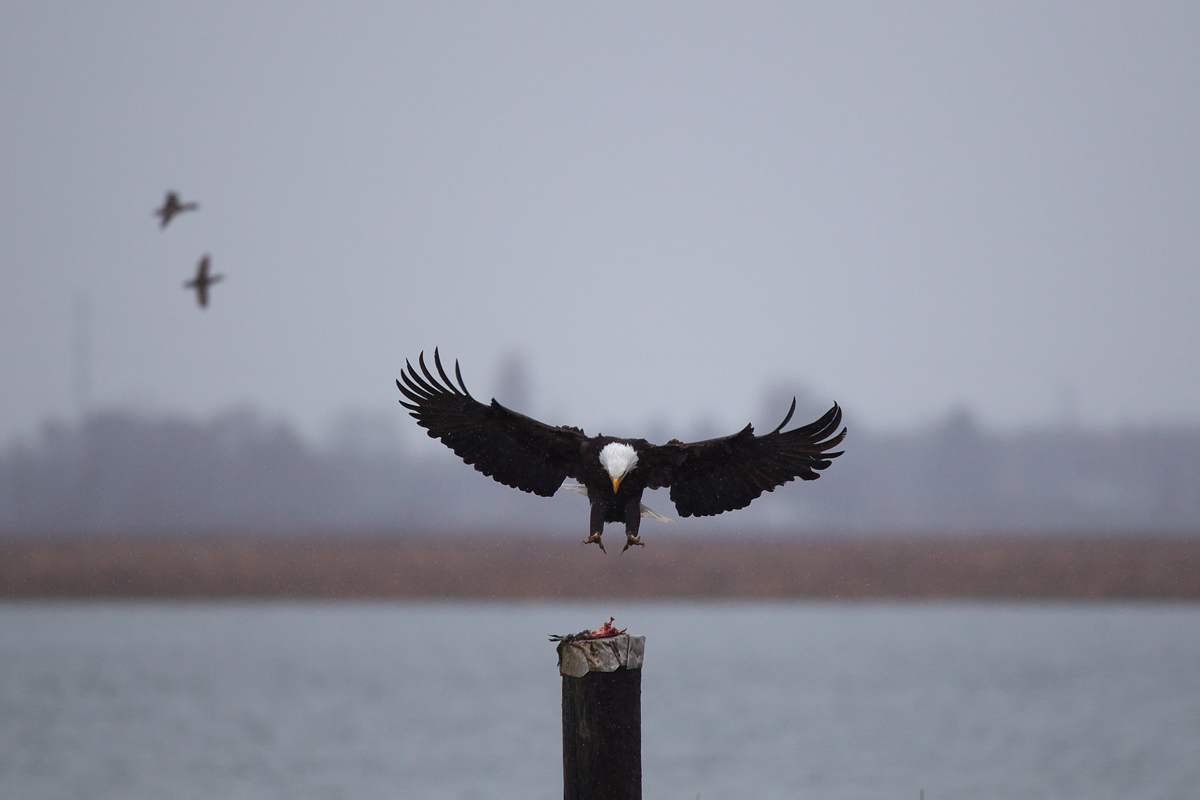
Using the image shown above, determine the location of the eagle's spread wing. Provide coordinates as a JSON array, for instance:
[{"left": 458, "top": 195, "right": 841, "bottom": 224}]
[
  {"left": 397, "top": 350, "right": 586, "bottom": 497},
  {"left": 654, "top": 401, "right": 846, "bottom": 518}
]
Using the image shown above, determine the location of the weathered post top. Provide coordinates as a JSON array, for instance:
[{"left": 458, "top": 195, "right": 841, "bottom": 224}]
[
  {"left": 555, "top": 619, "right": 644, "bottom": 800},
  {"left": 557, "top": 632, "right": 645, "bottom": 678}
]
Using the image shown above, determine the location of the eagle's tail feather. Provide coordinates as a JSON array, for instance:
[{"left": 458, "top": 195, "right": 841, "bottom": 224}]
[{"left": 638, "top": 505, "right": 673, "bottom": 523}]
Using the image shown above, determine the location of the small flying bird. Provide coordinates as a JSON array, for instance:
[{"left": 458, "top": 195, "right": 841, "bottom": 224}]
[
  {"left": 155, "top": 191, "right": 199, "bottom": 229},
  {"left": 184, "top": 254, "right": 222, "bottom": 308},
  {"left": 397, "top": 350, "right": 846, "bottom": 553}
]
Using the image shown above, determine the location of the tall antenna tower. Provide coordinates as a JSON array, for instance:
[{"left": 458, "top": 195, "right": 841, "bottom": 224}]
[{"left": 72, "top": 292, "right": 91, "bottom": 416}]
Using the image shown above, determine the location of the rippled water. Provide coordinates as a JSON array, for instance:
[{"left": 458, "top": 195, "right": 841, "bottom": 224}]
[{"left": 1, "top": 602, "right": 1197, "bottom": 800}]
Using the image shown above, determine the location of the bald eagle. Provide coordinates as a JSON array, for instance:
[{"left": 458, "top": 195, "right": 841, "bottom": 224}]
[{"left": 397, "top": 350, "right": 846, "bottom": 552}]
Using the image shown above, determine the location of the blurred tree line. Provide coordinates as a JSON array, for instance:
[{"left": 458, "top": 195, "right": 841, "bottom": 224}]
[{"left": 1, "top": 406, "right": 1198, "bottom": 535}]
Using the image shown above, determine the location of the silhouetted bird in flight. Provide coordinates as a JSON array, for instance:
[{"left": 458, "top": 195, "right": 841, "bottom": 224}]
[
  {"left": 155, "top": 191, "right": 199, "bottom": 229},
  {"left": 184, "top": 254, "right": 222, "bottom": 308},
  {"left": 398, "top": 350, "right": 846, "bottom": 553}
]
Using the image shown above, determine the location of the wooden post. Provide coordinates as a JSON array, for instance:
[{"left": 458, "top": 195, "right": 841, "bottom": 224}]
[{"left": 558, "top": 632, "right": 645, "bottom": 800}]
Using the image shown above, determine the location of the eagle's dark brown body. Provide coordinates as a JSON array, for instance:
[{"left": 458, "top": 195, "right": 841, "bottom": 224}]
[{"left": 577, "top": 436, "right": 657, "bottom": 546}]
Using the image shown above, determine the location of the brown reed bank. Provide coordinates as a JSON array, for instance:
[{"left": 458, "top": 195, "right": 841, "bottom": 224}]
[{"left": 2, "top": 533, "right": 1198, "bottom": 600}]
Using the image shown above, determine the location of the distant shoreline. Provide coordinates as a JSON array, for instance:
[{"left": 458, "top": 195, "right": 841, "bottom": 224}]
[{"left": 2, "top": 532, "right": 1198, "bottom": 600}]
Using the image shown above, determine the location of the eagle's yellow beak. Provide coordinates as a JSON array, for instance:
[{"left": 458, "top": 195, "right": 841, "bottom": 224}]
[{"left": 611, "top": 476, "right": 623, "bottom": 494}]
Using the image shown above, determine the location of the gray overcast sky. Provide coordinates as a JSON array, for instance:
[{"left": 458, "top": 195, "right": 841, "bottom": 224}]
[{"left": 2, "top": 2, "right": 1198, "bottom": 445}]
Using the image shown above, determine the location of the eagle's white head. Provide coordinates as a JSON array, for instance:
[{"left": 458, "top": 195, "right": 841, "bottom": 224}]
[{"left": 598, "top": 442, "right": 639, "bottom": 493}]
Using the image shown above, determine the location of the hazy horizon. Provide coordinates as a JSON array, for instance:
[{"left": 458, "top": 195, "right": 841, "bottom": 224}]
[
  {"left": 3, "top": 3, "right": 1198, "bottom": 445},
  {"left": 8, "top": 353, "right": 1196, "bottom": 456}
]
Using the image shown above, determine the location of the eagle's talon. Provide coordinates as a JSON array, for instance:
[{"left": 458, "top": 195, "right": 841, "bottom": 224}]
[
  {"left": 583, "top": 533, "right": 606, "bottom": 553},
  {"left": 621, "top": 535, "right": 644, "bottom": 553}
]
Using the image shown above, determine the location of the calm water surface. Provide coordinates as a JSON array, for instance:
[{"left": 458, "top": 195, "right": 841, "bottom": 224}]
[{"left": 1, "top": 602, "right": 1197, "bottom": 800}]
